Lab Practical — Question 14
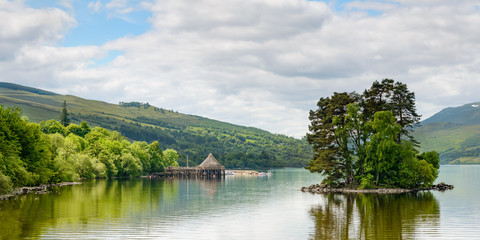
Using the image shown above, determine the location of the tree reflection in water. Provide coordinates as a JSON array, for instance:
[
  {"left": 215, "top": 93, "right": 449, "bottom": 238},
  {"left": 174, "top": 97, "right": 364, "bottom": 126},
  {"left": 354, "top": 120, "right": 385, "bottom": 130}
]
[
  {"left": 309, "top": 192, "right": 440, "bottom": 240},
  {"left": 0, "top": 178, "right": 175, "bottom": 239}
]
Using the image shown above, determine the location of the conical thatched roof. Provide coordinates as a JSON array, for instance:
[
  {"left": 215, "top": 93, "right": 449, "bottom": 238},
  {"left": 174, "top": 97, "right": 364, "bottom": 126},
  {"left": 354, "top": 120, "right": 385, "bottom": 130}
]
[{"left": 198, "top": 153, "right": 224, "bottom": 170}]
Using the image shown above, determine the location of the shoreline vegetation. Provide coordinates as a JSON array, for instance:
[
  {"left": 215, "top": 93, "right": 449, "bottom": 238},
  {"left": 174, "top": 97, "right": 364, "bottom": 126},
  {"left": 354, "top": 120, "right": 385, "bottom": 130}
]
[
  {"left": 0, "top": 103, "right": 277, "bottom": 200},
  {"left": 0, "top": 105, "right": 180, "bottom": 196},
  {"left": 0, "top": 182, "right": 81, "bottom": 200},
  {"left": 0, "top": 169, "right": 263, "bottom": 200},
  {"left": 301, "top": 182, "right": 454, "bottom": 194},
  {"left": 0, "top": 82, "right": 313, "bottom": 170}
]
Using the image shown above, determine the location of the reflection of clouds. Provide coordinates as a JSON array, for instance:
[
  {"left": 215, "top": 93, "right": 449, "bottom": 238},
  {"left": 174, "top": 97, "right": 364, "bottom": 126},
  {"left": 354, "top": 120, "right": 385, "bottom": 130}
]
[{"left": 309, "top": 192, "right": 440, "bottom": 240}]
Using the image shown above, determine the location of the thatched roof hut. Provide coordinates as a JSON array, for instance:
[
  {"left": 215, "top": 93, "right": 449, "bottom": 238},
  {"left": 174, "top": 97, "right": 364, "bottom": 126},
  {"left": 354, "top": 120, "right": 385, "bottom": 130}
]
[{"left": 197, "top": 153, "right": 225, "bottom": 170}]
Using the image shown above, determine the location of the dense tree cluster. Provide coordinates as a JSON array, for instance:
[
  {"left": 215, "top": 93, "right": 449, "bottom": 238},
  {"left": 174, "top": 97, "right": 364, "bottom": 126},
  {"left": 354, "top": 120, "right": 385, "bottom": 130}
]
[
  {"left": 0, "top": 106, "right": 179, "bottom": 194},
  {"left": 78, "top": 114, "right": 312, "bottom": 169},
  {"left": 306, "top": 79, "right": 439, "bottom": 189},
  {"left": 1, "top": 83, "right": 313, "bottom": 169},
  {"left": 119, "top": 101, "right": 151, "bottom": 109}
]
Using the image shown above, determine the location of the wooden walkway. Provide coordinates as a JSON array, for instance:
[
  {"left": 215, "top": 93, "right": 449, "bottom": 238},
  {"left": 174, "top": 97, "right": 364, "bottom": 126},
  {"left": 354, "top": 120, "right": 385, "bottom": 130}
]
[
  {"left": 150, "top": 153, "right": 226, "bottom": 178},
  {"left": 164, "top": 166, "right": 225, "bottom": 178}
]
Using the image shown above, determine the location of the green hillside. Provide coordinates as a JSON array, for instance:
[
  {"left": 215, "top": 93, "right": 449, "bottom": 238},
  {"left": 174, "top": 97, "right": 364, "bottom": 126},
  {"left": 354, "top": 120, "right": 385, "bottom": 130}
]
[
  {"left": 0, "top": 82, "right": 312, "bottom": 168},
  {"left": 414, "top": 103, "right": 480, "bottom": 164}
]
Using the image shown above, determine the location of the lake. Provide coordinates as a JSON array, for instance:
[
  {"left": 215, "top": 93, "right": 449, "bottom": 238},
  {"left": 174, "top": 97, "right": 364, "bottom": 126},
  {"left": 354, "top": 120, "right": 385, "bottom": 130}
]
[{"left": 1, "top": 166, "right": 479, "bottom": 239}]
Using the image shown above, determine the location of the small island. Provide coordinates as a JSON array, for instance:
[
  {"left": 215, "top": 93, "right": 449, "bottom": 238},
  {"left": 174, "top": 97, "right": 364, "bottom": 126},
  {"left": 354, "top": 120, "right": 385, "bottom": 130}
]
[
  {"left": 302, "top": 79, "right": 453, "bottom": 192},
  {"left": 301, "top": 182, "right": 454, "bottom": 194}
]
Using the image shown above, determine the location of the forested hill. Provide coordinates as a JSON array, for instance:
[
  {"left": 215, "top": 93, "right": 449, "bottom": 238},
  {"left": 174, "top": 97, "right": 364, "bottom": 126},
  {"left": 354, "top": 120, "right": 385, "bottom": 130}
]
[
  {"left": 414, "top": 102, "right": 480, "bottom": 164},
  {"left": 0, "top": 82, "right": 312, "bottom": 168}
]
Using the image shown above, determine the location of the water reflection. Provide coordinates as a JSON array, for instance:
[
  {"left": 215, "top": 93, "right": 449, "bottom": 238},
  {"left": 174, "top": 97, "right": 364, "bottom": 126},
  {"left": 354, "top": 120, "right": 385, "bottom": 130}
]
[
  {"left": 309, "top": 192, "right": 440, "bottom": 240},
  {"left": 0, "top": 178, "right": 176, "bottom": 239},
  {"left": 0, "top": 169, "right": 456, "bottom": 239}
]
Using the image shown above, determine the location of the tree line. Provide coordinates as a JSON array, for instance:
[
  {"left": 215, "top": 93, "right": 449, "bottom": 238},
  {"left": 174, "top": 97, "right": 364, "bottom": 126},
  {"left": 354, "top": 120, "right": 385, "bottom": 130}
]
[
  {"left": 306, "top": 79, "right": 439, "bottom": 189},
  {"left": 77, "top": 114, "right": 312, "bottom": 169},
  {"left": 0, "top": 106, "right": 179, "bottom": 194}
]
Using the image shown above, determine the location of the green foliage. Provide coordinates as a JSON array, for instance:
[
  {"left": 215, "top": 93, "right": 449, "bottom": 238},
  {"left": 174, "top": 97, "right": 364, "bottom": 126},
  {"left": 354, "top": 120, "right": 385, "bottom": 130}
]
[
  {"left": 418, "top": 160, "right": 436, "bottom": 187},
  {"left": 306, "top": 92, "right": 358, "bottom": 184},
  {"left": 119, "top": 101, "right": 151, "bottom": 108},
  {"left": 40, "top": 119, "right": 66, "bottom": 135},
  {"left": 361, "top": 79, "right": 420, "bottom": 143},
  {"left": 359, "top": 174, "right": 375, "bottom": 189},
  {"left": 307, "top": 80, "right": 439, "bottom": 189},
  {"left": 0, "top": 171, "right": 13, "bottom": 195},
  {"left": 0, "top": 105, "right": 180, "bottom": 191},
  {"left": 0, "top": 106, "right": 53, "bottom": 186},
  {"left": 66, "top": 122, "right": 91, "bottom": 137},
  {"left": 130, "top": 141, "right": 150, "bottom": 172},
  {"left": 418, "top": 151, "right": 440, "bottom": 170},
  {"left": 120, "top": 152, "right": 142, "bottom": 177},
  {"left": 0, "top": 83, "right": 313, "bottom": 169},
  {"left": 148, "top": 141, "right": 165, "bottom": 172},
  {"left": 163, "top": 149, "right": 179, "bottom": 167},
  {"left": 365, "top": 111, "right": 402, "bottom": 185}
]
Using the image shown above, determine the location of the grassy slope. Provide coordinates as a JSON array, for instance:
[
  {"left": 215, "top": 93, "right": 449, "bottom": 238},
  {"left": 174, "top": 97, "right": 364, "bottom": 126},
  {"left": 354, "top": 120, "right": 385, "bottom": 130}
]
[
  {"left": 0, "top": 83, "right": 312, "bottom": 167},
  {"left": 414, "top": 104, "right": 480, "bottom": 164},
  {"left": 0, "top": 86, "right": 262, "bottom": 132}
]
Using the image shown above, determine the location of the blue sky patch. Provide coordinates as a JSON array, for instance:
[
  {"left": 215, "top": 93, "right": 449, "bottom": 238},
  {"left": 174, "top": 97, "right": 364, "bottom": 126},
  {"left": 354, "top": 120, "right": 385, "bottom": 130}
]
[
  {"left": 310, "top": 0, "right": 394, "bottom": 16},
  {"left": 25, "top": 0, "right": 152, "bottom": 47}
]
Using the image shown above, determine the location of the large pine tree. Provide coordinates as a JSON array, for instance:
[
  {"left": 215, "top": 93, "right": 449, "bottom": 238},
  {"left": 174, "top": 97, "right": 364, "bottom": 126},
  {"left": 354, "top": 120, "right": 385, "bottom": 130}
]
[{"left": 361, "top": 79, "right": 420, "bottom": 142}]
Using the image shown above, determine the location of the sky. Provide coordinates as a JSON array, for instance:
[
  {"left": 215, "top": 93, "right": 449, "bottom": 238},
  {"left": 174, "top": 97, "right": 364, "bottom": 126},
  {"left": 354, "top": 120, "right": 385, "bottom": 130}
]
[{"left": 2, "top": 0, "right": 480, "bottom": 138}]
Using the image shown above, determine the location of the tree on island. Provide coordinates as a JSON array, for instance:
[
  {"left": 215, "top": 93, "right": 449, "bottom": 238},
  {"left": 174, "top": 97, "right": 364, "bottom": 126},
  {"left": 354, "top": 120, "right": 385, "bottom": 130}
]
[
  {"left": 306, "top": 79, "right": 439, "bottom": 189},
  {"left": 59, "top": 100, "right": 70, "bottom": 127}
]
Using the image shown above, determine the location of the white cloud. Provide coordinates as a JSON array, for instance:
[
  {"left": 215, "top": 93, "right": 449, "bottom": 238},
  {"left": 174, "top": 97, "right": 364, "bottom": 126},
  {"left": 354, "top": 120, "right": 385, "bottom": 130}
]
[
  {"left": 0, "top": 0, "right": 75, "bottom": 60},
  {"left": 57, "top": 0, "right": 74, "bottom": 11},
  {"left": 149, "top": 0, "right": 329, "bottom": 41},
  {"left": 3, "top": 0, "right": 480, "bottom": 138},
  {"left": 105, "top": 0, "right": 127, "bottom": 9},
  {"left": 105, "top": 0, "right": 146, "bottom": 16},
  {"left": 88, "top": 1, "right": 102, "bottom": 12}
]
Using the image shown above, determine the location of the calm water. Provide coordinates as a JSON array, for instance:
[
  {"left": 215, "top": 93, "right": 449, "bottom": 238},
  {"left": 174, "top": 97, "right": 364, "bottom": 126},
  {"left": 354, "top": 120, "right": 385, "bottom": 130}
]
[{"left": 1, "top": 166, "right": 479, "bottom": 239}]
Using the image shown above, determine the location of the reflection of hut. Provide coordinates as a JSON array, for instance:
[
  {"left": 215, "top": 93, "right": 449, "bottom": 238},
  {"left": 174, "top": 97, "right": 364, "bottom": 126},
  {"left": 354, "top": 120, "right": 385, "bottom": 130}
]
[{"left": 196, "top": 153, "right": 225, "bottom": 178}]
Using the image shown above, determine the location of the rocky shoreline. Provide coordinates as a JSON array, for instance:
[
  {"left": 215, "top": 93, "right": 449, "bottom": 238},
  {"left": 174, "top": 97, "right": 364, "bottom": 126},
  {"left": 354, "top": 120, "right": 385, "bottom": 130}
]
[
  {"left": 0, "top": 182, "right": 81, "bottom": 200},
  {"left": 301, "top": 182, "right": 454, "bottom": 194}
]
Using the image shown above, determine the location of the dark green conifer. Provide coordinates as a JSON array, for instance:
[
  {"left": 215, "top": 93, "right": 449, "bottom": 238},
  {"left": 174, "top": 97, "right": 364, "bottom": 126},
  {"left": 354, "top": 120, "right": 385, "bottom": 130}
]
[{"left": 59, "top": 100, "right": 70, "bottom": 127}]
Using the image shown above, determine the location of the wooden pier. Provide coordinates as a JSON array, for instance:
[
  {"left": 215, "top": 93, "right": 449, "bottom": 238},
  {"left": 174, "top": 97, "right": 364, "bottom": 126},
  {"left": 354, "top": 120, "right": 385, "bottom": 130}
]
[
  {"left": 164, "top": 167, "right": 198, "bottom": 177},
  {"left": 165, "top": 153, "right": 225, "bottom": 178}
]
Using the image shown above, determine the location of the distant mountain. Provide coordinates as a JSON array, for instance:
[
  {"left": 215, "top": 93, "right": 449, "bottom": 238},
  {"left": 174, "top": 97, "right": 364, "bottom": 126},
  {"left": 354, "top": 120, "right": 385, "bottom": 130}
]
[
  {"left": 0, "top": 82, "right": 313, "bottom": 168},
  {"left": 421, "top": 102, "right": 480, "bottom": 125},
  {"left": 414, "top": 102, "right": 480, "bottom": 164}
]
